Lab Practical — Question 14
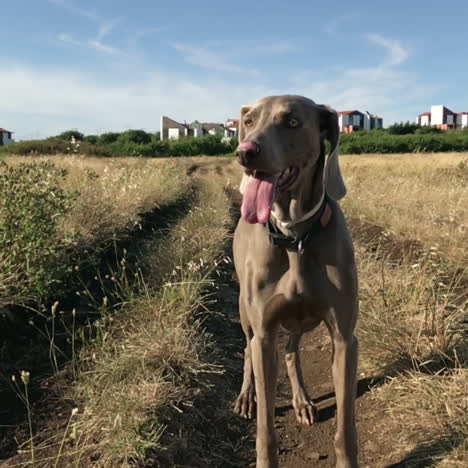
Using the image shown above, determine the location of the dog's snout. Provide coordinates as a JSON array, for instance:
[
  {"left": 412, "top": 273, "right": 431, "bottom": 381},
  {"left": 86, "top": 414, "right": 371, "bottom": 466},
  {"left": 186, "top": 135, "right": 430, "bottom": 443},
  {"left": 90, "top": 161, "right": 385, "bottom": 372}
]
[{"left": 236, "top": 141, "right": 260, "bottom": 165}]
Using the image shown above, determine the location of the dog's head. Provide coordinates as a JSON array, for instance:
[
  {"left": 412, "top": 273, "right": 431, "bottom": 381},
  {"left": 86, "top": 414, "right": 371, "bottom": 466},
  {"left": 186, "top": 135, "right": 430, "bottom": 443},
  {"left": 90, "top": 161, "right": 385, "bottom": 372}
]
[{"left": 236, "top": 95, "right": 345, "bottom": 224}]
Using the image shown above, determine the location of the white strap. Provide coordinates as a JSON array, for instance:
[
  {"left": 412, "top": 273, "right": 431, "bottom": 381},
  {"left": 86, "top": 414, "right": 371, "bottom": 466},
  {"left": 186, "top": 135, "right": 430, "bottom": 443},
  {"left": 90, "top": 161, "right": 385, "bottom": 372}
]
[{"left": 270, "top": 190, "right": 325, "bottom": 229}]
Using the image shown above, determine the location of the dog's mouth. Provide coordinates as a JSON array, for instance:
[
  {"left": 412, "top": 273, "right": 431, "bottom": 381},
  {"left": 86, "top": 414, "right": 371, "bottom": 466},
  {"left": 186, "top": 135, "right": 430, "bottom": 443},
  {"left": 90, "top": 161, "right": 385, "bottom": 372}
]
[{"left": 240, "top": 167, "right": 299, "bottom": 224}]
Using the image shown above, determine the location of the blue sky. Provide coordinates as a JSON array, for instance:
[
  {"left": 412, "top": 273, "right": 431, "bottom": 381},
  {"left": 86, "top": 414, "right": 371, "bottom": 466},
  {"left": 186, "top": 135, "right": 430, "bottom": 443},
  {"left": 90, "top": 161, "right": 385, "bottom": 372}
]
[{"left": 3, "top": 0, "right": 468, "bottom": 139}]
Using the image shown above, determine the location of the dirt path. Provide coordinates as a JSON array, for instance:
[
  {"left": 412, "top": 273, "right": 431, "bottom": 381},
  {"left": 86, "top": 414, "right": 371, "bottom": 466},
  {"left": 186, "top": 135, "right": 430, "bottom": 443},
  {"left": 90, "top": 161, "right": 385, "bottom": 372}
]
[{"left": 212, "top": 160, "right": 407, "bottom": 468}]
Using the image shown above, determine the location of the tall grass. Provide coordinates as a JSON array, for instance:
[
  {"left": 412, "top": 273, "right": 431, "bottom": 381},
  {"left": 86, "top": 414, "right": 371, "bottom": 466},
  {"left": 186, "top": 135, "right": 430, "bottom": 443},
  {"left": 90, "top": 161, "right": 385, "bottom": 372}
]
[
  {"left": 0, "top": 155, "right": 191, "bottom": 311},
  {"left": 66, "top": 174, "right": 233, "bottom": 466},
  {"left": 341, "top": 152, "right": 468, "bottom": 263},
  {"left": 346, "top": 153, "right": 468, "bottom": 466}
]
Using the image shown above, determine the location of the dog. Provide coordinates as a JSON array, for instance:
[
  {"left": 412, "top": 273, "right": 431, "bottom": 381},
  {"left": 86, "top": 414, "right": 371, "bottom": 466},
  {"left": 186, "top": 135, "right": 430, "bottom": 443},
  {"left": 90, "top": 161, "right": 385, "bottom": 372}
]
[{"left": 232, "top": 95, "right": 359, "bottom": 468}]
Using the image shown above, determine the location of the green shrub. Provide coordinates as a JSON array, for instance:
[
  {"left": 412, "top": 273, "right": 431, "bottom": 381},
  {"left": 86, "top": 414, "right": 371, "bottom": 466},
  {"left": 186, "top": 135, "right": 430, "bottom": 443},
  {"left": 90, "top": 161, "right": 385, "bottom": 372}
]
[
  {"left": 387, "top": 121, "right": 420, "bottom": 135},
  {"left": 0, "top": 139, "right": 113, "bottom": 157},
  {"left": 117, "top": 129, "right": 152, "bottom": 145},
  {"left": 340, "top": 131, "right": 468, "bottom": 154},
  {"left": 0, "top": 161, "right": 76, "bottom": 305},
  {"left": 108, "top": 134, "right": 236, "bottom": 157},
  {"left": 415, "top": 126, "right": 443, "bottom": 134},
  {"left": 57, "top": 130, "right": 85, "bottom": 141},
  {"left": 99, "top": 132, "right": 120, "bottom": 145},
  {"left": 0, "top": 132, "right": 233, "bottom": 158},
  {"left": 84, "top": 134, "right": 99, "bottom": 144}
]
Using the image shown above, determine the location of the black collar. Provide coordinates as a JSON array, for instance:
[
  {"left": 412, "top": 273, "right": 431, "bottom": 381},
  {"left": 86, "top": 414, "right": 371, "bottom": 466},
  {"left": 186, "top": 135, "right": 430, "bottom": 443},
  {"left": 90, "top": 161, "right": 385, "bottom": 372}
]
[{"left": 265, "top": 195, "right": 331, "bottom": 253}]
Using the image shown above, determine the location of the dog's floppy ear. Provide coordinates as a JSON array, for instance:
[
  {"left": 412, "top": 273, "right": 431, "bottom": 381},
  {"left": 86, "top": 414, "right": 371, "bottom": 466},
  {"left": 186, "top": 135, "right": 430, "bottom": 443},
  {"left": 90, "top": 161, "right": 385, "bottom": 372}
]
[
  {"left": 238, "top": 105, "right": 251, "bottom": 142},
  {"left": 318, "top": 104, "right": 346, "bottom": 201}
]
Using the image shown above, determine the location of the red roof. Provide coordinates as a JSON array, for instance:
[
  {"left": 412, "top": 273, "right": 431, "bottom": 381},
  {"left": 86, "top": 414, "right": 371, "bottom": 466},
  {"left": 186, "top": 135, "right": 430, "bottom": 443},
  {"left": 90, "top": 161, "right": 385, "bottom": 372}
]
[
  {"left": 338, "top": 110, "right": 361, "bottom": 115},
  {"left": 457, "top": 112, "right": 468, "bottom": 115},
  {"left": 418, "top": 112, "right": 431, "bottom": 117},
  {"left": 0, "top": 128, "right": 13, "bottom": 133}
]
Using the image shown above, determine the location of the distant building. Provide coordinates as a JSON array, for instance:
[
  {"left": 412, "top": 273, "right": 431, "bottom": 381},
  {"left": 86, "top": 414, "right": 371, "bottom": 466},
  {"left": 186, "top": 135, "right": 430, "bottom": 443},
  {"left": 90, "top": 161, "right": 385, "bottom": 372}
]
[
  {"left": 0, "top": 128, "right": 14, "bottom": 145},
  {"left": 338, "top": 110, "right": 383, "bottom": 133},
  {"left": 160, "top": 116, "right": 239, "bottom": 140},
  {"left": 416, "top": 105, "right": 468, "bottom": 130}
]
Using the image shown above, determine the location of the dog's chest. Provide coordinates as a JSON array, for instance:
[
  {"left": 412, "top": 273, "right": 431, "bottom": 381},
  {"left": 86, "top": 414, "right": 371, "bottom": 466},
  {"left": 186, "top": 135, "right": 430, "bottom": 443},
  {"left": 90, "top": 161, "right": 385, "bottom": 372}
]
[{"left": 256, "top": 268, "right": 329, "bottom": 333}]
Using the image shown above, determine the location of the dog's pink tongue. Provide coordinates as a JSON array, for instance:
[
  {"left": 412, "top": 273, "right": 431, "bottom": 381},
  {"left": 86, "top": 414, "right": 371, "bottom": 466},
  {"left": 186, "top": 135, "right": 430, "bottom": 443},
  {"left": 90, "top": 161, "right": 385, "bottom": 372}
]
[{"left": 241, "top": 175, "right": 278, "bottom": 224}]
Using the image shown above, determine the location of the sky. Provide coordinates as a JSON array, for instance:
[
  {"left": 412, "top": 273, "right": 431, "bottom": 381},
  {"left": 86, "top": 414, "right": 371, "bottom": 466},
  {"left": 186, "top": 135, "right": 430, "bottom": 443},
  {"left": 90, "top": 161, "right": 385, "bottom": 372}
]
[{"left": 2, "top": 0, "right": 468, "bottom": 140}]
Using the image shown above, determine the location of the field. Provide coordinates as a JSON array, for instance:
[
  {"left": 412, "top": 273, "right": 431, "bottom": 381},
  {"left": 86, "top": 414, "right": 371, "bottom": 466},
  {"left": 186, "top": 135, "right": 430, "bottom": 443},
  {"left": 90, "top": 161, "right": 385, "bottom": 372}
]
[{"left": 0, "top": 152, "right": 467, "bottom": 467}]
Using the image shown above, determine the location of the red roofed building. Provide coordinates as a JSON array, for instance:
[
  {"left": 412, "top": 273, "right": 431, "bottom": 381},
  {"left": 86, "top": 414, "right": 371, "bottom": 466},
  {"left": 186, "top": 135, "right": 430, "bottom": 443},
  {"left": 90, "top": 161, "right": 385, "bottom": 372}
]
[
  {"left": 338, "top": 110, "right": 383, "bottom": 133},
  {"left": 0, "top": 128, "right": 14, "bottom": 146},
  {"left": 416, "top": 105, "right": 468, "bottom": 129}
]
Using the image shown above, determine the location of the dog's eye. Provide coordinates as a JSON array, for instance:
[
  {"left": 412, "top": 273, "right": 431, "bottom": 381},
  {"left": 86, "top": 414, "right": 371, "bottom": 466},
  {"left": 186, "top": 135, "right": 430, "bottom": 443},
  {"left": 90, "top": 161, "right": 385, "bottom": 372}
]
[
  {"left": 244, "top": 118, "right": 254, "bottom": 128},
  {"left": 287, "top": 118, "right": 300, "bottom": 128}
]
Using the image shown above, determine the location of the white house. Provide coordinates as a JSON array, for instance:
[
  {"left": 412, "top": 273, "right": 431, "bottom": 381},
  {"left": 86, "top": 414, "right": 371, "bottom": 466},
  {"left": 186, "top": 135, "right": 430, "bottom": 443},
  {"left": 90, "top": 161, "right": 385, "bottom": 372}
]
[
  {"left": 338, "top": 110, "right": 383, "bottom": 133},
  {"left": 416, "top": 105, "right": 468, "bottom": 129},
  {"left": 456, "top": 112, "right": 468, "bottom": 129},
  {"left": 0, "top": 128, "right": 14, "bottom": 145},
  {"left": 224, "top": 118, "right": 239, "bottom": 138},
  {"left": 160, "top": 115, "right": 239, "bottom": 140}
]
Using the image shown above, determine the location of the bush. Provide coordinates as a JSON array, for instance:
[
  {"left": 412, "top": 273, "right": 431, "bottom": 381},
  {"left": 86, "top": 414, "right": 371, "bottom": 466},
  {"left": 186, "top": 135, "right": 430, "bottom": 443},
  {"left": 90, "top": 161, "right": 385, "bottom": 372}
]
[
  {"left": 107, "top": 134, "right": 236, "bottom": 157},
  {"left": 415, "top": 126, "right": 443, "bottom": 134},
  {"left": 57, "top": 130, "right": 85, "bottom": 141},
  {"left": 99, "top": 132, "right": 120, "bottom": 145},
  {"left": 84, "top": 134, "right": 99, "bottom": 144},
  {"left": 0, "top": 134, "right": 234, "bottom": 158},
  {"left": 0, "top": 161, "right": 76, "bottom": 305},
  {"left": 0, "top": 139, "right": 113, "bottom": 157},
  {"left": 387, "top": 121, "right": 420, "bottom": 135},
  {"left": 340, "top": 131, "right": 468, "bottom": 154},
  {"left": 117, "top": 129, "right": 152, "bottom": 145}
]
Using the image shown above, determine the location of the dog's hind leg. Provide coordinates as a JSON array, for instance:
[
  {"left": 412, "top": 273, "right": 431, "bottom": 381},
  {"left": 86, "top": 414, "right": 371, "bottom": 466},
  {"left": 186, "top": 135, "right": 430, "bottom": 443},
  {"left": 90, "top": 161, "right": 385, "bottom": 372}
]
[{"left": 285, "top": 333, "right": 318, "bottom": 426}]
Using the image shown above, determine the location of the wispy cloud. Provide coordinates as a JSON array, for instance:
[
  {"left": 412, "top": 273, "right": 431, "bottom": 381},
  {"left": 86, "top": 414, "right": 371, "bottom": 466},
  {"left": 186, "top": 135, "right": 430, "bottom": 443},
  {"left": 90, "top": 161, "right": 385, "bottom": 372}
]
[
  {"left": 295, "top": 34, "right": 433, "bottom": 123},
  {"left": 170, "top": 42, "right": 258, "bottom": 74},
  {"left": 57, "top": 33, "right": 125, "bottom": 56},
  {"left": 367, "top": 33, "right": 410, "bottom": 67},
  {"left": 170, "top": 39, "right": 297, "bottom": 75},
  {"left": 48, "top": 0, "right": 98, "bottom": 21},
  {"left": 96, "top": 19, "right": 120, "bottom": 41},
  {"left": 51, "top": 0, "right": 123, "bottom": 55}
]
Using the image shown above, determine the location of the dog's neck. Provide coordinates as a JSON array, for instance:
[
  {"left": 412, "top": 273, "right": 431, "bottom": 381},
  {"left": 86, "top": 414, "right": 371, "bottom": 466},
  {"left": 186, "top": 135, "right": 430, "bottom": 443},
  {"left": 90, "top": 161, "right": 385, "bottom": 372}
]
[{"left": 270, "top": 157, "right": 325, "bottom": 236}]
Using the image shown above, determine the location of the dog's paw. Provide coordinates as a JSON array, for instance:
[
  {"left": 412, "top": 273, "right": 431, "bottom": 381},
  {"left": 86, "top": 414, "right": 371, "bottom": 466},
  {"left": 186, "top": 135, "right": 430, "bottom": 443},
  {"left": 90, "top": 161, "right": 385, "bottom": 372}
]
[
  {"left": 292, "top": 392, "right": 318, "bottom": 426},
  {"left": 233, "top": 389, "right": 256, "bottom": 419}
]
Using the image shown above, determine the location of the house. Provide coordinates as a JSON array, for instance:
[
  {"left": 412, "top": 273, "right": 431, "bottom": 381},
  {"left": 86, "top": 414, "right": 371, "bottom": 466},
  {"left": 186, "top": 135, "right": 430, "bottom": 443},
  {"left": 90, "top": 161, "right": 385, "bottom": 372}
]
[
  {"left": 0, "top": 128, "right": 14, "bottom": 145},
  {"left": 416, "top": 105, "right": 468, "bottom": 130},
  {"left": 224, "top": 118, "right": 239, "bottom": 138},
  {"left": 338, "top": 111, "right": 383, "bottom": 133},
  {"left": 160, "top": 115, "right": 238, "bottom": 140}
]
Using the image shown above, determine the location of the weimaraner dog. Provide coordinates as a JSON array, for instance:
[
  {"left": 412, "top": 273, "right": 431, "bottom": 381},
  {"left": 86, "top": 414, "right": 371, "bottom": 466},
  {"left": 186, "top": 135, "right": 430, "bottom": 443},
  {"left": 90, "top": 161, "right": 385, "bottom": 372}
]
[{"left": 232, "top": 95, "right": 359, "bottom": 468}]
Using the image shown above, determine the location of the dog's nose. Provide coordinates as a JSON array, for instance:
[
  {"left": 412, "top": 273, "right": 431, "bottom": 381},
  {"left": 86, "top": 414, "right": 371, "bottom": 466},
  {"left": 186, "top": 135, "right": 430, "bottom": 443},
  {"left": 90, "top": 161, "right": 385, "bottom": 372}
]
[{"left": 236, "top": 141, "right": 260, "bottom": 165}]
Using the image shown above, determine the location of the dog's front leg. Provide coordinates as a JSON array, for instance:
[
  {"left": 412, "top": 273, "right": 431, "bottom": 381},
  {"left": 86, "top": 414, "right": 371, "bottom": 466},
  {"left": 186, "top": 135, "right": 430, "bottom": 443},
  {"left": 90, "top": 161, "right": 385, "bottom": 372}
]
[{"left": 251, "top": 326, "right": 279, "bottom": 468}]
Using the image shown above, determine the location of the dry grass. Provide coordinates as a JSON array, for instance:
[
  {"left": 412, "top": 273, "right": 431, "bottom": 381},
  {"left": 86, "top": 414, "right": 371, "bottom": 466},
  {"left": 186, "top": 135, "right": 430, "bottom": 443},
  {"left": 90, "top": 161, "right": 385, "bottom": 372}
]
[
  {"left": 4, "top": 151, "right": 467, "bottom": 466},
  {"left": 341, "top": 152, "right": 468, "bottom": 263},
  {"left": 0, "top": 155, "right": 192, "bottom": 308},
  {"left": 6, "top": 155, "right": 191, "bottom": 246},
  {"left": 344, "top": 153, "right": 468, "bottom": 466},
  {"left": 64, "top": 173, "right": 233, "bottom": 466},
  {"left": 357, "top": 244, "right": 467, "bottom": 375},
  {"left": 373, "top": 368, "right": 468, "bottom": 467},
  {"left": 0, "top": 155, "right": 198, "bottom": 466}
]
